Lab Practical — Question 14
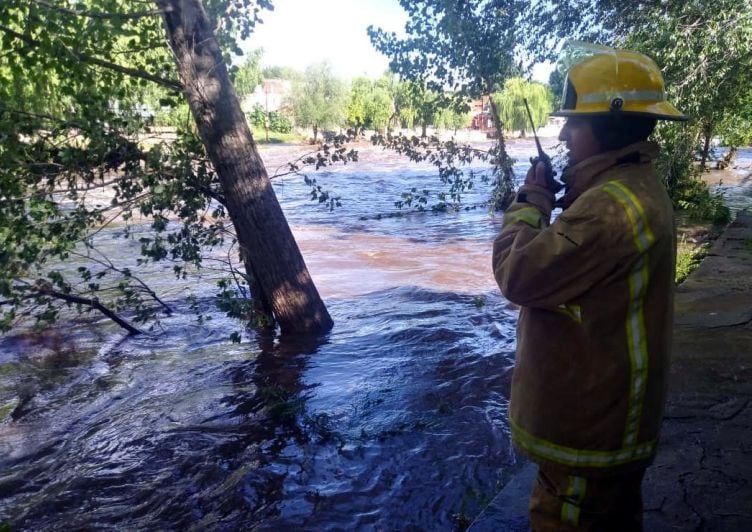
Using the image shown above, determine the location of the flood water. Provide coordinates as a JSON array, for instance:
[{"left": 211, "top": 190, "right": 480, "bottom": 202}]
[
  {"left": 1, "top": 139, "right": 750, "bottom": 530},
  {"left": 714, "top": 146, "right": 752, "bottom": 215}
]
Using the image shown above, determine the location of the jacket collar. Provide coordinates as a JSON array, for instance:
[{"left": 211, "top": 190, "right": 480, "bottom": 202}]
[{"left": 559, "top": 141, "right": 660, "bottom": 208}]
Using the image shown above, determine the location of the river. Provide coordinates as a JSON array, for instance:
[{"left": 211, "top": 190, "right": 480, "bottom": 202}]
[{"left": 0, "top": 139, "right": 750, "bottom": 530}]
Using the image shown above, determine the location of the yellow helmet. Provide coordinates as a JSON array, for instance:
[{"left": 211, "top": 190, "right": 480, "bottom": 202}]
[{"left": 552, "top": 42, "right": 688, "bottom": 121}]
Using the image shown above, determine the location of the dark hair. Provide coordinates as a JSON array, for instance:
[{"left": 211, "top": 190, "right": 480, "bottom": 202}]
[{"left": 589, "top": 115, "right": 657, "bottom": 151}]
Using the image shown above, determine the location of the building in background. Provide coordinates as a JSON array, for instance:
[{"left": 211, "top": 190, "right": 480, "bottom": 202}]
[
  {"left": 241, "top": 79, "right": 292, "bottom": 114},
  {"left": 470, "top": 96, "right": 494, "bottom": 133}
]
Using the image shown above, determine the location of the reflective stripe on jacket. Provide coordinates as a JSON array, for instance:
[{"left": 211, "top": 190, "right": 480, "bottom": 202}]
[{"left": 493, "top": 142, "right": 675, "bottom": 475}]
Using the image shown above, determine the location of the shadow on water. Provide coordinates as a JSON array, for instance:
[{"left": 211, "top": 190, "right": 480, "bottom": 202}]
[{"left": 0, "top": 286, "right": 520, "bottom": 530}]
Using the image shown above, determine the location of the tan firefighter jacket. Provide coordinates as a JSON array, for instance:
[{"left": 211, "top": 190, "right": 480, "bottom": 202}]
[{"left": 493, "top": 141, "right": 675, "bottom": 476}]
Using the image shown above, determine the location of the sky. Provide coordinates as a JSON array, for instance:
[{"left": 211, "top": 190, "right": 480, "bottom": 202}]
[
  {"left": 243, "top": 0, "right": 553, "bottom": 82},
  {"left": 243, "top": 0, "right": 408, "bottom": 80}
]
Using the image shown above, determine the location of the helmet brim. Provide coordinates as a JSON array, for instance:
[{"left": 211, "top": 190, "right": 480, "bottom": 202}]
[{"left": 552, "top": 101, "right": 689, "bottom": 122}]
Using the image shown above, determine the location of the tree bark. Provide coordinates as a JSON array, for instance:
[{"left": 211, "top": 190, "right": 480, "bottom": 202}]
[
  {"left": 700, "top": 122, "right": 713, "bottom": 171},
  {"left": 156, "top": 0, "right": 333, "bottom": 334}
]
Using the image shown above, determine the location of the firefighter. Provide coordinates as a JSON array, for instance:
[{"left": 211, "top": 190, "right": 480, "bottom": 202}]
[{"left": 493, "top": 43, "right": 688, "bottom": 531}]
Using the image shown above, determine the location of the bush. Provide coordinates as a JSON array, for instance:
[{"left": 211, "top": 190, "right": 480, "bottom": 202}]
[
  {"left": 153, "top": 103, "right": 192, "bottom": 128},
  {"left": 675, "top": 238, "right": 709, "bottom": 284},
  {"left": 269, "top": 111, "right": 292, "bottom": 133},
  {"left": 676, "top": 179, "right": 731, "bottom": 226},
  {"left": 248, "top": 104, "right": 266, "bottom": 128},
  {"left": 246, "top": 105, "right": 292, "bottom": 133}
]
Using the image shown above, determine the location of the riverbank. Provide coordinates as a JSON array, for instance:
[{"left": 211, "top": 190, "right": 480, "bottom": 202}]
[{"left": 470, "top": 210, "right": 752, "bottom": 531}]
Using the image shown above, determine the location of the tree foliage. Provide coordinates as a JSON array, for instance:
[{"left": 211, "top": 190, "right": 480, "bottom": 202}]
[
  {"left": 717, "top": 85, "right": 752, "bottom": 146},
  {"left": 262, "top": 65, "right": 302, "bottom": 81},
  {"left": 493, "top": 78, "right": 552, "bottom": 136},
  {"left": 365, "top": 77, "right": 395, "bottom": 133},
  {"left": 434, "top": 105, "right": 473, "bottom": 134},
  {"left": 248, "top": 104, "right": 292, "bottom": 133},
  {"left": 232, "top": 48, "right": 263, "bottom": 98},
  {"left": 290, "top": 61, "right": 347, "bottom": 141},
  {"left": 369, "top": 0, "right": 538, "bottom": 209},
  {"left": 345, "top": 77, "right": 373, "bottom": 133},
  {"left": 1, "top": 0, "right": 182, "bottom": 332},
  {"left": 528, "top": 0, "right": 752, "bottom": 219},
  {"left": 350, "top": 74, "right": 470, "bottom": 135},
  {"left": 547, "top": 67, "right": 565, "bottom": 112},
  {"left": 392, "top": 80, "right": 418, "bottom": 129},
  {"left": 396, "top": 81, "right": 443, "bottom": 138},
  {"left": 0, "top": 0, "right": 350, "bottom": 336},
  {"left": 621, "top": 1, "right": 752, "bottom": 177}
]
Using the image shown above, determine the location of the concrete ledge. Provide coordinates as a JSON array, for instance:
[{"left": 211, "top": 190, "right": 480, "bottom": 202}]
[{"left": 468, "top": 462, "right": 535, "bottom": 531}]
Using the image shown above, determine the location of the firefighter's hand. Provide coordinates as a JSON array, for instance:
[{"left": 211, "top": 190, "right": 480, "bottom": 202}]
[{"left": 525, "top": 161, "right": 551, "bottom": 189}]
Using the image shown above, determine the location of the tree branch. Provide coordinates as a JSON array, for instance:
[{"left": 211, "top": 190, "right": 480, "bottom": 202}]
[
  {"left": 0, "top": 24, "right": 182, "bottom": 91},
  {"left": 32, "top": 286, "right": 143, "bottom": 335},
  {"left": 81, "top": 53, "right": 183, "bottom": 91},
  {"left": 70, "top": 249, "right": 174, "bottom": 315}
]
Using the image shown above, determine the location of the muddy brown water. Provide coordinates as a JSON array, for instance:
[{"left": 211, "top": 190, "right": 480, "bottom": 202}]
[{"left": 1, "top": 140, "right": 750, "bottom": 530}]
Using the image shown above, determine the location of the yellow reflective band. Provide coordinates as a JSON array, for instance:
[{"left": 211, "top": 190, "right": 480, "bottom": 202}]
[
  {"left": 556, "top": 303, "right": 582, "bottom": 324},
  {"left": 510, "top": 417, "right": 656, "bottom": 468},
  {"left": 561, "top": 476, "right": 587, "bottom": 526},
  {"left": 624, "top": 256, "right": 650, "bottom": 446},
  {"left": 561, "top": 500, "right": 579, "bottom": 526},
  {"left": 603, "top": 181, "right": 655, "bottom": 252},
  {"left": 579, "top": 89, "right": 666, "bottom": 104},
  {"left": 502, "top": 206, "right": 544, "bottom": 229},
  {"left": 603, "top": 180, "right": 654, "bottom": 447}
]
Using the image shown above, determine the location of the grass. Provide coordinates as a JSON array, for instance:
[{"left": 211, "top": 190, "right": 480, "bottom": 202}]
[
  {"left": 0, "top": 401, "right": 16, "bottom": 422},
  {"left": 675, "top": 238, "right": 710, "bottom": 285},
  {"left": 674, "top": 209, "right": 729, "bottom": 285},
  {"left": 250, "top": 127, "right": 305, "bottom": 144}
]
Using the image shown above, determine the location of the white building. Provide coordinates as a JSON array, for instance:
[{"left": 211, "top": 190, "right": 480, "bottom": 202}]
[{"left": 241, "top": 79, "right": 292, "bottom": 114}]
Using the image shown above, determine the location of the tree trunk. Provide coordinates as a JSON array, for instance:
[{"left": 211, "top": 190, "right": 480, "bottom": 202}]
[
  {"left": 156, "top": 0, "right": 333, "bottom": 334},
  {"left": 313, "top": 124, "right": 318, "bottom": 142},
  {"left": 487, "top": 96, "right": 516, "bottom": 210},
  {"left": 699, "top": 123, "right": 712, "bottom": 171}
]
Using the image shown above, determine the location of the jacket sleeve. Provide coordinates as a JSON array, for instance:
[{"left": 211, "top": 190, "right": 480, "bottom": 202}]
[{"left": 493, "top": 184, "right": 633, "bottom": 308}]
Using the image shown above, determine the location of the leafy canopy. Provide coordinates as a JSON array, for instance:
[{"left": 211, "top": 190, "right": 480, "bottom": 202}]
[
  {"left": 528, "top": 0, "right": 752, "bottom": 221},
  {"left": 369, "top": 0, "right": 543, "bottom": 209},
  {"left": 290, "top": 61, "right": 347, "bottom": 140},
  {"left": 493, "top": 78, "right": 552, "bottom": 136},
  {"left": 0, "top": 0, "right": 351, "bottom": 334}
]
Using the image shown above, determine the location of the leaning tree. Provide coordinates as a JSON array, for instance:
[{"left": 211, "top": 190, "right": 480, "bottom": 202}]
[{"left": 0, "top": 0, "right": 336, "bottom": 335}]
